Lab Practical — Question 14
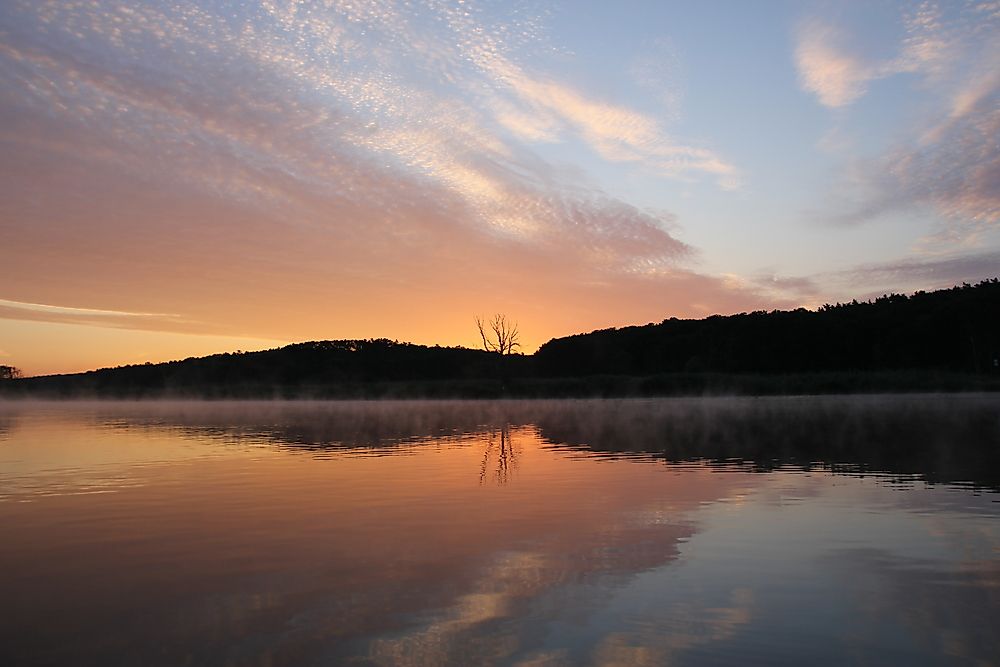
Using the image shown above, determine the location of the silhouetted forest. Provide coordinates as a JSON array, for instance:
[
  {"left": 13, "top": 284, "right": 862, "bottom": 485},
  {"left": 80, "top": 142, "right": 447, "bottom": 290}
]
[
  {"left": 4, "top": 279, "right": 999, "bottom": 398},
  {"left": 535, "top": 279, "right": 1000, "bottom": 376},
  {"left": 8, "top": 340, "right": 513, "bottom": 398}
]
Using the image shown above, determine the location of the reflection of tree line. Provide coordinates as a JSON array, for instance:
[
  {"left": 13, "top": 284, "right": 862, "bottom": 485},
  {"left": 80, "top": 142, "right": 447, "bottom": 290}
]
[
  {"left": 42, "top": 396, "right": 1000, "bottom": 490},
  {"left": 479, "top": 424, "right": 518, "bottom": 485},
  {"left": 85, "top": 401, "right": 510, "bottom": 453},
  {"left": 94, "top": 404, "right": 527, "bottom": 485},
  {"left": 530, "top": 396, "right": 1000, "bottom": 490}
]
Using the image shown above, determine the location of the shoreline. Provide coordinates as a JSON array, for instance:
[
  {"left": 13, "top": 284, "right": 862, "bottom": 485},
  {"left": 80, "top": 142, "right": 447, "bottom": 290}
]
[{"left": 4, "top": 370, "right": 999, "bottom": 400}]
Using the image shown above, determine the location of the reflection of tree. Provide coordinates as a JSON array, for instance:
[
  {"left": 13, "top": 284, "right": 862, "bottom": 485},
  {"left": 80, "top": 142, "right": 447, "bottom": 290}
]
[
  {"left": 0, "top": 415, "right": 14, "bottom": 441},
  {"left": 479, "top": 424, "right": 518, "bottom": 485}
]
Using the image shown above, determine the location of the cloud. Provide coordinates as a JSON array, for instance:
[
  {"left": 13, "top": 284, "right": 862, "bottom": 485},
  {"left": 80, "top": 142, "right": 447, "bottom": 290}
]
[
  {"left": 719, "top": 251, "right": 999, "bottom": 311},
  {"left": 798, "top": 2, "right": 1000, "bottom": 244},
  {"left": 0, "top": 298, "right": 178, "bottom": 319},
  {"left": 794, "top": 21, "right": 877, "bottom": 108},
  {"left": 749, "top": 273, "right": 821, "bottom": 302},
  {"left": 752, "top": 250, "right": 1000, "bottom": 308},
  {"left": 0, "top": 298, "right": 194, "bottom": 331},
  {"left": 832, "top": 251, "right": 1000, "bottom": 297},
  {"left": 485, "top": 61, "right": 736, "bottom": 185},
  {"left": 794, "top": 4, "right": 957, "bottom": 109},
  {"left": 0, "top": 0, "right": 763, "bottom": 352},
  {"left": 0, "top": 0, "right": 725, "bottom": 253},
  {"left": 827, "top": 63, "right": 1000, "bottom": 238},
  {"left": 892, "top": 75, "right": 1000, "bottom": 233}
]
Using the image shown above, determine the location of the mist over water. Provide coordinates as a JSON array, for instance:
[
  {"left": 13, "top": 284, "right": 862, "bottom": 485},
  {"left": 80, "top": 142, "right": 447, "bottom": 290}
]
[{"left": 1, "top": 397, "right": 998, "bottom": 665}]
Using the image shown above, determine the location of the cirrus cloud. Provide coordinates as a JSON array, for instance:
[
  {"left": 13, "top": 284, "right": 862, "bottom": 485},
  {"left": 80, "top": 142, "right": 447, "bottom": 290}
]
[
  {"left": 0, "top": 0, "right": 764, "bottom": 355},
  {"left": 797, "top": 1, "right": 1000, "bottom": 244}
]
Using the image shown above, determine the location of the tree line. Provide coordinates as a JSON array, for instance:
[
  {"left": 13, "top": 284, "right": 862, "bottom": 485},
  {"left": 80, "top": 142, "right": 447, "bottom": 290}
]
[
  {"left": 534, "top": 279, "right": 1000, "bottom": 377},
  {"left": 3, "top": 279, "right": 998, "bottom": 397}
]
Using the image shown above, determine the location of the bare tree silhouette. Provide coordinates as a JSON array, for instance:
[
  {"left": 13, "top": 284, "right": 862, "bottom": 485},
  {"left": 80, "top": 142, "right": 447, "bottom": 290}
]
[
  {"left": 476, "top": 314, "right": 520, "bottom": 356},
  {"left": 0, "top": 365, "right": 22, "bottom": 380}
]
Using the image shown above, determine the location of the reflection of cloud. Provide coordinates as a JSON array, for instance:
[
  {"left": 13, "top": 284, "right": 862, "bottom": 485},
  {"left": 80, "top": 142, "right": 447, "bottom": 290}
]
[
  {"left": 368, "top": 551, "right": 548, "bottom": 666},
  {"left": 5, "top": 400, "right": 998, "bottom": 665},
  {"left": 365, "top": 515, "right": 704, "bottom": 666},
  {"left": 592, "top": 588, "right": 753, "bottom": 666},
  {"left": 828, "top": 549, "right": 1000, "bottom": 662},
  {"left": 67, "top": 401, "right": 750, "bottom": 667}
]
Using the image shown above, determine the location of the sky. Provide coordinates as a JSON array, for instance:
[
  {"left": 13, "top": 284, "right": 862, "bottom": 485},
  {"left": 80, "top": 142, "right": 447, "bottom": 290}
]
[{"left": 1, "top": 0, "right": 998, "bottom": 376}]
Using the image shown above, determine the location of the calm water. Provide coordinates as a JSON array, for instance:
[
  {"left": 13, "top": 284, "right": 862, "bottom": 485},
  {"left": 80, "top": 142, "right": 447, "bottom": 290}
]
[{"left": 1, "top": 396, "right": 998, "bottom": 666}]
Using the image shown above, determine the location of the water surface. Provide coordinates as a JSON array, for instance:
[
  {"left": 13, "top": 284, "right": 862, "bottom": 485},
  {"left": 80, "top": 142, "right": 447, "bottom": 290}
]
[{"left": 1, "top": 396, "right": 998, "bottom": 666}]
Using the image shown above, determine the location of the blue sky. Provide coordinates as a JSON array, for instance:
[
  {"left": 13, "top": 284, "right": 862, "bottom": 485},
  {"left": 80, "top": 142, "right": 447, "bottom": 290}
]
[{"left": 0, "top": 0, "right": 997, "bottom": 373}]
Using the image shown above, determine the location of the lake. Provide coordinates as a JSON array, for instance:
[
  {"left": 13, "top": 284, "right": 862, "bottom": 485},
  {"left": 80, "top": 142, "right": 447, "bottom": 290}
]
[{"left": 1, "top": 396, "right": 998, "bottom": 666}]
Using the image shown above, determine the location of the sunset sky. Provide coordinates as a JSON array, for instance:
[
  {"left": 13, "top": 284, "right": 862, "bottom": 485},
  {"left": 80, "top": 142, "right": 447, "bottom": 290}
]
[{"left": 1, "top": 0, "right": 998, "bottom": 375}]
